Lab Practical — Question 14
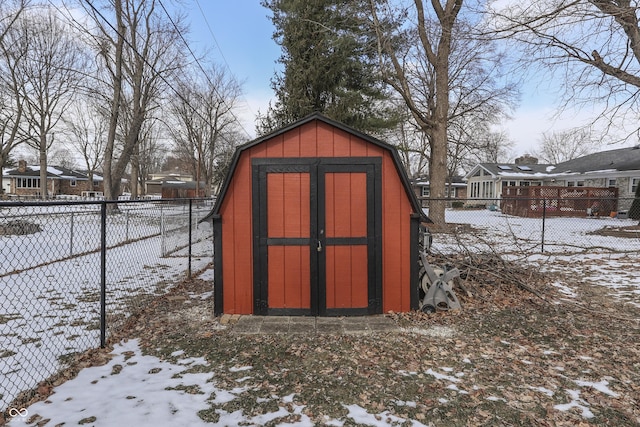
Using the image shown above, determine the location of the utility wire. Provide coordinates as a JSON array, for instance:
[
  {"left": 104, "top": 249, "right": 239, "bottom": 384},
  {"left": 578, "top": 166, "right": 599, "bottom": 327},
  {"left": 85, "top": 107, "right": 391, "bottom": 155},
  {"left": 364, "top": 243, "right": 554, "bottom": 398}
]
[
  {"left": 82, "top": 0, "right": 251, "bottom": 139},
  {"left": 157, "top": 0, "right": 252, "bottom": 139},
  {"left": 193, "top": 0, "right": 258, "bottom": 120}
]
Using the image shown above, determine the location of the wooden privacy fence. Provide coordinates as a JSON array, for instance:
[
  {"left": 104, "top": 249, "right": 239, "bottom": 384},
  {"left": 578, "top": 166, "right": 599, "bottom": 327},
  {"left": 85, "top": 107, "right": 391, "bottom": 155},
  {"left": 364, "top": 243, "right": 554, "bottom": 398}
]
[{"left": 501, "top": 186, "right": 618, "bottom": 218}]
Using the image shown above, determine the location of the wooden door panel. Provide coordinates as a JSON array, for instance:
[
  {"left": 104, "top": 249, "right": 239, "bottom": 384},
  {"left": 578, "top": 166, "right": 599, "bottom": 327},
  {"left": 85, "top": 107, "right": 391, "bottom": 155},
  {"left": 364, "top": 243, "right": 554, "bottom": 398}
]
[
  {"left": 267, "top": 173, "right": 310, "bottom": 238},
  {"left": 253, "top": 158, "right": 381, "bottom": 315},
  {"left": 265, "top": 171, "right": 312, "bottom": 313},
  {"left": 325, "top": 173, "right": 367, "bottom": 238},
  {"left": 325, "top": 245, "right": 368, "bottom": 309},
  {"left": 323, "top": 171, "right": 369, "bottom": 313},
  {"left": 268, "top": 246, "right": 311, "bottom": 309}
]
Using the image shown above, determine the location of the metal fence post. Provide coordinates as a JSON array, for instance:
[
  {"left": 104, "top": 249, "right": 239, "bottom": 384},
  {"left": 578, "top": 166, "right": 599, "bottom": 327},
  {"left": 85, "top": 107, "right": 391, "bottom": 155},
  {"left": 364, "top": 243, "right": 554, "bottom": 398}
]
[
  {"left": 69, "top": 212, "right": 74, "bottom": 257},
  {"left": 160, "top": 205, "right": 165, "bottom": 257},
  {"left": 125, "top": 210, "right": 130, "bottom": 241},
  {"left": 541, "top": 198, "right": 546, "bottom": 253},
  {"left": 188, "top": 199, "right": 193, "bottom": 279},
  {"left": 100, "top": 201, "right": 107, "bottom": 348}
]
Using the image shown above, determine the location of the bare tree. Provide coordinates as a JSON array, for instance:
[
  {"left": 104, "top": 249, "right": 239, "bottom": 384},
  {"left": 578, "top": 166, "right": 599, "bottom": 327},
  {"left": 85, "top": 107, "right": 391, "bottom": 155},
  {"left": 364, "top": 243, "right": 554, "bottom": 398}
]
[
  {"left": 449, "top": 115, "right": 514, "bottom": 172},
  {"left": 84, "top": 0, "right": 187, "bottom": 200},
  {"left": 534, "top": 128, "right": 599, "bottom": 164},
  {"left": 369, "top": 0, "right": 517, "bottom": 224},
  {"left": 137, "top": 118, "right": 168, "bottom": 195},
  {"left": 487, "top": 1, "right": 640, "bottom": 138},
  {"left": 170, "top": 64, "right": 242, "bottom": 197},
  {"left": 0, "top": 0, "right": 29, "bottom": 188},
  {"left": 48, "top": 147, "right": 78, "bottom": 169},
  {"left": 386, "top": 119, "right": 430, "bottom": 178},
  {"left": 63, "top": 101, "right": 106, "bottom": 190},
  {"left": 7, "top": 7, "right": 86, "bottom": 197}
]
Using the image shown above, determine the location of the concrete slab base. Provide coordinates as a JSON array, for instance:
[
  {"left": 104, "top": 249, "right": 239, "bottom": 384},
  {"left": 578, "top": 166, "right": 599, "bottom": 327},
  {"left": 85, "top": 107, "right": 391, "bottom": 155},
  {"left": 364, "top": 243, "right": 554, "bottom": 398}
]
[{"left": 230, "top": 315, "right": 399, "bottom": 335}]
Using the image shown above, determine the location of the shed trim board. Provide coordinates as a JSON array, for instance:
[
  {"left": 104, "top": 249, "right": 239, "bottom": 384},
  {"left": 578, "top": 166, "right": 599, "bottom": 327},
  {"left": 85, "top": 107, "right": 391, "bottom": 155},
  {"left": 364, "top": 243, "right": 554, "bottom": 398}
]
[
  {"left": 252, "top": 157, "right": 382, "bottom": 316},
  {"left": 209, "top": 114, "right": 428, "bottom": 316}
]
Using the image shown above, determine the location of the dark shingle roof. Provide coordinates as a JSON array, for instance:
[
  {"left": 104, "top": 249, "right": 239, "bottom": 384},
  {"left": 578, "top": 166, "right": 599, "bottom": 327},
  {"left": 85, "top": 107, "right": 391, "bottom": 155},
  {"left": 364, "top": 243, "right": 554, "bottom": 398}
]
[
  {"left": 553, "top": 146, "right": 640, "bottom": 173},
  {"left": 6, "top": 165, "right": 92, "bottom": 180}
]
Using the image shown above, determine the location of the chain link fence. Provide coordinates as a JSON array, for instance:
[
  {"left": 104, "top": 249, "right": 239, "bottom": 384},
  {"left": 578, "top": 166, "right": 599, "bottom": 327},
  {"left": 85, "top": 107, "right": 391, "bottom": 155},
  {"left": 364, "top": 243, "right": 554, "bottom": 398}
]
[
  {"left": 425, "top": 197, "right": 640, "bottom": 256},
  {"left": 0, "top": 198, "right": 214, "bottom": 414},
  {"left": 2, "top": 195, "right": 638, "bottom": 414}
]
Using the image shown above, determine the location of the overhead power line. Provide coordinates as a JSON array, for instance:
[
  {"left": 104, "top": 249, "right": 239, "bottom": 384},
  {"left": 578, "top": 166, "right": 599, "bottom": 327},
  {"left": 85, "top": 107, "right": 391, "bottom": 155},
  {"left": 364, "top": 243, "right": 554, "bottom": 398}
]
[
  {"left": 157, "top": 0, "right": 252, "bottom": 139},
  {"left": 81, "top": 0, "right": 251, "bottom": 139},
  {"left": 193, "top": 0, "right": 258, "bottom": 120}
]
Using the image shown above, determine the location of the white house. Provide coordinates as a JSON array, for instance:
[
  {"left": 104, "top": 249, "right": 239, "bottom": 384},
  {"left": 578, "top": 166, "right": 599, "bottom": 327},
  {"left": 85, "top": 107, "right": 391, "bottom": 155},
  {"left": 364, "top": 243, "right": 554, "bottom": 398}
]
[{"left": 464, "top": 147, "right": 640, "bottom": 210}]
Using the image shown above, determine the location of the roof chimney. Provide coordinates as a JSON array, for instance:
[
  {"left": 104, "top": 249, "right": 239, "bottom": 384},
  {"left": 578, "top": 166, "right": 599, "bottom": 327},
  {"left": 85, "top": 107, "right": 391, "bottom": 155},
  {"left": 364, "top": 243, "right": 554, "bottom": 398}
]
[
  {"left": 515, "top": 155, "right": 538, "bottom": 165},
  {"left": 18, "top": 160, "right": 27, "bottom": 173}
]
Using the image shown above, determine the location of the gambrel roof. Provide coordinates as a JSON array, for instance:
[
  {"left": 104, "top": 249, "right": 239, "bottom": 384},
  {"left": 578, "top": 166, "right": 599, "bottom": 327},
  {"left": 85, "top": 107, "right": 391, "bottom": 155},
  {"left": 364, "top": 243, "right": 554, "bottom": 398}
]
[{"left": 207, "top": 112, "right": 427, "bottom": 221}]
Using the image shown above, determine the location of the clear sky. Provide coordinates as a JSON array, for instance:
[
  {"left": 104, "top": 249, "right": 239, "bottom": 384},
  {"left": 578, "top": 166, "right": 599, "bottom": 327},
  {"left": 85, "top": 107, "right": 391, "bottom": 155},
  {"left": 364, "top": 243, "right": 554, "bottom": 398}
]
[
  {"left": 184, "top": 1, "right": 281, "bottom": 139},
  {"left": 183, "top": 1, "right": 634, "bottom": 161}
]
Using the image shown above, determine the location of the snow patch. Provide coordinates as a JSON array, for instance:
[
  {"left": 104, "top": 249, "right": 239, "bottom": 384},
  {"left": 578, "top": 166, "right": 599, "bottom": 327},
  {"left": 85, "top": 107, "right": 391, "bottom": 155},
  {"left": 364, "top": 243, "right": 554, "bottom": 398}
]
[{"left": 425, "top": 368, "right": 461, "bottom": 383}]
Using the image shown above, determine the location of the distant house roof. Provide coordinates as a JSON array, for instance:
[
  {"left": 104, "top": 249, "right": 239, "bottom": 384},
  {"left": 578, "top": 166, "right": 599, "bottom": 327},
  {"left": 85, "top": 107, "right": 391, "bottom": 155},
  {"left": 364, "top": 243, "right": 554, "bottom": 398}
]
[
  {"left": 411, "top": 176, "right": 467, "bottom": 187},
  {"left": 148, "top": 171, "right": 193, "bottom": 181},
  {"left": 147, "top": 178, "right": 202, "bottom": 189},
  {"left": 552, "top": 146, "right": 640, "bottom": 174},
  {"left": 464, "top": 163, "right": 554, "bottom": 180},
  {"left": 464, "top": 146, "right": 640, "bottom": 181},
  {"left": 6, "top": 165, "right": 102, "bottom": 181}
]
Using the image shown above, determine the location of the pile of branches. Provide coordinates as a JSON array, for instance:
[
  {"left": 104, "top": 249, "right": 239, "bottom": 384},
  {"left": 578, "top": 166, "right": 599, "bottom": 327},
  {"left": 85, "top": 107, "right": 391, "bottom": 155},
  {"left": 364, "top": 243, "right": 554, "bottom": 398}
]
[{"left": 429, "top": 252, "right": 548, "bottom": 306}]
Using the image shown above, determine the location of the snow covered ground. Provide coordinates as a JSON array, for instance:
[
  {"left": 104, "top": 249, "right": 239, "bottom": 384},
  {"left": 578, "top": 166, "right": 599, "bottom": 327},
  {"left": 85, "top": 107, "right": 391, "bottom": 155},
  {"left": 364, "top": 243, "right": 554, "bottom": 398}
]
[
  {"left": 432, "top": 209, "right": 640, "bottom": 255},
  {"left": 3, "top": 208, "right": 639, "bottom": 425},
  {"left": 0, "top": 202, "right": 213, "bottom": 274},
  {"left": 435, "top": 209, "right": 640, "bottom": 308},
  {"left": 1, "top": 202, "right": 213, "bottom": 412}
]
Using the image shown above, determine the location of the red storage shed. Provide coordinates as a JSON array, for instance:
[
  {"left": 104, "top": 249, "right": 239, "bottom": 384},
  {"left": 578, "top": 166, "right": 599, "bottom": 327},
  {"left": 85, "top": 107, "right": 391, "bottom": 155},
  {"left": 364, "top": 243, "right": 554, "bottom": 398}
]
[{"left": 208, "top": 113, "right": 428, "bottom": 316}]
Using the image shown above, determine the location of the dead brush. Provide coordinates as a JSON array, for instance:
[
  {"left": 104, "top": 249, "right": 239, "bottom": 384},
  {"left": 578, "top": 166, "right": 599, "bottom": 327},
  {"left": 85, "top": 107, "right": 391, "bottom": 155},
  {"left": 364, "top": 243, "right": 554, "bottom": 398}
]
[{"left": 427, "top": 222, "right": 551, "bottom": 306}]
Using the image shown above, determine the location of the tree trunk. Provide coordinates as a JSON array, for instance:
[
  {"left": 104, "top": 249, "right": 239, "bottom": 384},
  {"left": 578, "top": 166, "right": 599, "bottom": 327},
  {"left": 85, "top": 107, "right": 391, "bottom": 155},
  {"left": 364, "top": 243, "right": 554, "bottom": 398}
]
[
  {"left": 103, "top": 0, "right": 124, "bottom": 202},
  {"left": 130, "top": 143, "right": 139, "bottom": 199},
  {"left": 39, "top": 134, "right": 48, "bottom": 199},
  {"left": 428, "top": 123, "right": 447, "bottom": 225}
]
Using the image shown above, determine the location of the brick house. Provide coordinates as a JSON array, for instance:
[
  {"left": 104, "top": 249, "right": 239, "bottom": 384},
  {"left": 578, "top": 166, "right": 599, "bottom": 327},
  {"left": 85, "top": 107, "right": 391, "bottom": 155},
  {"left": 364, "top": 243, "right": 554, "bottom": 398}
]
[{"left": 6, "top": 160, "right": 104, "bottom": 198}]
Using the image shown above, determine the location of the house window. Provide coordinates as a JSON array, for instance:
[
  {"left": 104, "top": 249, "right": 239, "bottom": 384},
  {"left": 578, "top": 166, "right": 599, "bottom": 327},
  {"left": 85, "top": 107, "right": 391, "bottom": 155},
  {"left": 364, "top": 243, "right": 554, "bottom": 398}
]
[
  {"left": 470, "top": 181, "right": 494, "bottom": 198},
  {"left": 421, "top": 187, "right": 430, "bottom": 197},
  {"left": 478, "top": 181, "right": 494, "bottom": 198},
  {"left": 567, "top": 180, "right": 585, "bottom": 187},
  {"left": 16, "top": 178, "right": 41, "bottom": 188},
  {"left": 470, "top": 182, "right": 479, "bottom": 198},
  {"left": 632, "top": 177, "right": 640, "bottom": 194},
  {"left": 608, "top": 179, "right": 617, "bottom": 187},
  {"left": 70, "top": 179, "right": 76, "bottom": 187}
]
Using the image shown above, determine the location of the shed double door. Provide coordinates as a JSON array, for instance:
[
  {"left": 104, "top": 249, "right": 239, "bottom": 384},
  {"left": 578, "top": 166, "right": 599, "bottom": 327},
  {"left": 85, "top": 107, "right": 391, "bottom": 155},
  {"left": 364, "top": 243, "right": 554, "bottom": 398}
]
[{"left": 252, "top": 158, "right": 382, "bottom": 316}]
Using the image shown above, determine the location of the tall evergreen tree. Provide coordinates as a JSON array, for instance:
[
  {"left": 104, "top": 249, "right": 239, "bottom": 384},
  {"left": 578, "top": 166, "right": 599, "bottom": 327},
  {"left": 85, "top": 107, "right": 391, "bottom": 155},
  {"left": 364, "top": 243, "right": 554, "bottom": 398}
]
[{"left": 258, "top": 0, "right": 397, "bottom": 135}]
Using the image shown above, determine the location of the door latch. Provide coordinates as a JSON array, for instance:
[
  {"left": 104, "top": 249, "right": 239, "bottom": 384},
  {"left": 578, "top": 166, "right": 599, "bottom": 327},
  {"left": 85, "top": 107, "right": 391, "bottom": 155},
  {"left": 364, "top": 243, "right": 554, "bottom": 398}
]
[{"left": 317, "top": 240, "right": 323, "bottom": 252}]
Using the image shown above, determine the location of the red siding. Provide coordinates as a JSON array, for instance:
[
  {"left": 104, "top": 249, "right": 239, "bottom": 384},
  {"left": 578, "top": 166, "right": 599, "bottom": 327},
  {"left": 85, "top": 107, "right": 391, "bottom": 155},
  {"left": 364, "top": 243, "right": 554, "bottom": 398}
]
[{"left": 219, "top": 120, "right": 415, "bottom": 314}]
